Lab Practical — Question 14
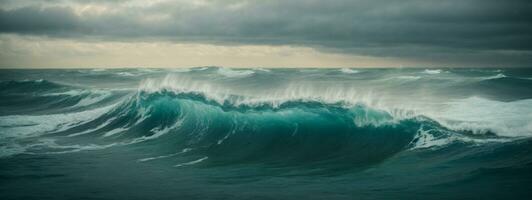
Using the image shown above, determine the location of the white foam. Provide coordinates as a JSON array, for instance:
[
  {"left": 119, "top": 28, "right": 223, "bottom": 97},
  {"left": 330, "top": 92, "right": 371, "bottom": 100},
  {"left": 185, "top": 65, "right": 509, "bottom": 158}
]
[
  {"left": 395, "top": 75, "right": 421, "bottom": 80},
  {"left": 409, "top": 127, "right": 511, "bottom": 150},
  {"left": 340, "top": 68, "right": 359, "bottom": 74},
  {"left": 128, "top": 118, "right": 183, "bottom": 144},
  {"left": 67, "top": 116, "right": 117, "bottom": 137},
  {"left": 217, "top": 129, "right": 236, "bottom": 145},
  {"left": 410, "top": 128, "right": 452, "bottom": 150},
  {"left": 42, "top": 89, "right": 113, "bottom": 109},
  {"left": 6, "top": 138, "right": 119, "bottom": 157},
  {"left": 102, "top": 127, "right": 128, "bottom": 137},
  {"left": 5, "top": 120, "right": 183, "bottom": 157},
  {"left": 0, "top": 104, "right": 116, "bottom": 139},
  {"left": 0, "top": 143, "right": 26, "bottom": 158},
  {"left": 0, "top": 105, "right": 183, "bottom": 157},
  {"left": 299, "top": 69, "right": 319, "bottom": 73},
  {"left": 423, "top": 69, "right": 442, "bottom": 74},
  {"left": 116, "top": 72, "right": 137, "bottom": 77},
  {"left": 137, "top": 68, "right": 159, "bottom": 73},
  {"left": 193, "top": 67, "right": 209, "bottom": 71},
  {"left": 482, "top": 73, "right": 507, "bottom": 80},
  {"left": 170, "top": 68, "right": 192, "bottom": 73},
  {"left": 254, "top": 68, "right": 271, "bottom": 72},
  {"left": 174, "top": 156, "right": 208, "bottom": 167},
  {"left": 138, "top": 148, "right": 192, "bottom": 162},
  {"left": 429, "top": 97, "right": 532, "bottom": 137},
  {"left": 43, "top": 89, "right": 87, "bottom": 97},
  {"left": 74, "top": 91, "right": 113, "bottom": 108},
  {"left": 138, "top": 75, "right": 385, "bottom": 109},
  {"left": 216, "top": 67, "right": 255, "bottom": 78}
]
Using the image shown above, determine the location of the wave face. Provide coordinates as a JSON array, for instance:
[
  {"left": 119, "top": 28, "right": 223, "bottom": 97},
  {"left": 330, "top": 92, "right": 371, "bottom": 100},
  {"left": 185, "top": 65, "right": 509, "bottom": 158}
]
[
  {"left": 96, "top": 91, "right": 426, "bottom": 167},
  {"left": 1, "top": 68, "right": 532, "bottom": 200}
]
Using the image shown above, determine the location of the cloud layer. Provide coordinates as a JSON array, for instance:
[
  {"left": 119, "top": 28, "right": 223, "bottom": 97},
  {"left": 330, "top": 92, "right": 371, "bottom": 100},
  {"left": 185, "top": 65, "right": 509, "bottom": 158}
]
[{"left": 1, "top": 0, "right": 531, "bottom": 67}]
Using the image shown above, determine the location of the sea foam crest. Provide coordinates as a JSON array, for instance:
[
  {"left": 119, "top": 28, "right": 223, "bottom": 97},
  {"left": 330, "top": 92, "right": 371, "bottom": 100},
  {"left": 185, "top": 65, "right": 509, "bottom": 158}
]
[
  {"left": 482, "top": 73, "right": 507, "bottom": 80},
  {"left": 216, "top": 67, "right": 255, "bottom": 78},
  {"left": 340, "top": 68, "right": 360, "bottom": 74},
  {"left": 0, "top": 104, "right": 116, "bottom": 139},
  {"left": 428, "top": 97, "right": 532, "bottom": 137},
  {"left": 138, "top": 75, "right": 392, "bottom": 109},
  {"left": 409, "top": 127, "right": 512, "bottom": 150},
  {"left": 423, "top": 69, "right": 442, "bottom": 74},
  {"left": 138, "top": 75, "right": 532, "bottom": 139}
]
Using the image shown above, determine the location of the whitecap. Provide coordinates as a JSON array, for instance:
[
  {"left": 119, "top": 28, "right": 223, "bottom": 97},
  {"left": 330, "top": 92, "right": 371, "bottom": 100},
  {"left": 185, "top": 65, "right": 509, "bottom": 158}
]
[
  {"left": 482, "top": 73, "right": 507, "bottom": 80},
  {"left": 138, "top": 75, "right": 385, "bottom": 109},
  {"left": 428, "top": 97, "right": 532, "bottom": 138},
  {"left": 395, "top": 75, "right": 421, "bottom": 80},
  {"left": 340, "top": 68, "right": 360, "bottom": 74},
  {"left": 254, "top": 68, "right": 271, "bottom": 72},
  {"left": 116, "top": 72, "right": 137, "bottom": 77},
  {"left": 0, "top": 104, "right": 116, "bottom": 139},
  {"left": 171, "top": 68, "right": 192, "bottom": 73},
  {"left": 409, "top": 127, "right": 512, "bottom": 150},
  {"left": 216, "top": 67, "right": 255, "bottom": 78},
  {"left": 423, "top": 69, "right": 442, "bottom": 74}
]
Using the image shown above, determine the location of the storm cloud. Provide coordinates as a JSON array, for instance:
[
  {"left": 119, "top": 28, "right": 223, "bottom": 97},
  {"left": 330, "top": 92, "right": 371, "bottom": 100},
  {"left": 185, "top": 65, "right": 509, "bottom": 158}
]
[{"left": 1, "top": 0, "right": 531, "bottom": 67}]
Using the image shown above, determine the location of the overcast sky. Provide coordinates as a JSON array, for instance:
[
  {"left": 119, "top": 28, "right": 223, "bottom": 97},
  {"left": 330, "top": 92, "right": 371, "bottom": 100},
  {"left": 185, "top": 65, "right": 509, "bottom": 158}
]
[{"left": 1, "top": 0, "right": 531, "bottom": 68}]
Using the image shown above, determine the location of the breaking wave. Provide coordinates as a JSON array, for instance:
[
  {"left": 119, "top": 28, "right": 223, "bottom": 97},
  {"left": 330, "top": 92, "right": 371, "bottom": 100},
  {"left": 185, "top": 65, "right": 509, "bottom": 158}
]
[
  {"left": 2, "top": 77, "right": 529, "bottom": 170},
  {"left": 1, "top": 75, "right": 530, "bottom": 175}
]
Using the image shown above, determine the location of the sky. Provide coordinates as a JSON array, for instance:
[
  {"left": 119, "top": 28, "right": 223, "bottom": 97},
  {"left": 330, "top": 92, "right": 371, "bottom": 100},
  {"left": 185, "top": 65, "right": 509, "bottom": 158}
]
[{"left": 0, "top": 0, "right": 531, "bottom": 68}]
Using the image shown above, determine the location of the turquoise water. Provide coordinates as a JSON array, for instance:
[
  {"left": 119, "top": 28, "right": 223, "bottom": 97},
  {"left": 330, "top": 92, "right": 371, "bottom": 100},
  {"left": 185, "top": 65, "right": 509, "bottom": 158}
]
[{"left": 1, "top": 67, "right": 532, "bottom": 199}]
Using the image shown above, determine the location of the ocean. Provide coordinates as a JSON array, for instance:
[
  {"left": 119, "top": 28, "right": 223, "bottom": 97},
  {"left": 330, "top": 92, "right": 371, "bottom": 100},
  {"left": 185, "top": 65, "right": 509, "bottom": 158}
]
[{"left": 1, "top": 67, "right": 531, "bottom": 199}]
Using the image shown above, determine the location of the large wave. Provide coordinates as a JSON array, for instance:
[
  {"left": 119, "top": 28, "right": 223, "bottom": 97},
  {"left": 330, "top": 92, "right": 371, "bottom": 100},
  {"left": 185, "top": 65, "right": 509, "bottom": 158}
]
[
  {"left": 44, "top": 90, "right": 429, "bottom": 168},
  {"left": 2, "top": 77, "right": 531, "bottom": 170}
]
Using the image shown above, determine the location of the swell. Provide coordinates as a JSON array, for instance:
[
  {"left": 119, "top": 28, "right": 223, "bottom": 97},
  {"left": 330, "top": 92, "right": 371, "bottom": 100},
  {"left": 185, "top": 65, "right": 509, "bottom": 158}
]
[
  {"left": 2, "top": 79, "right": 527, "bottom": 170},
  {"left": 0, "top": 79, "right": 63, "bottom": 92},
  {"left": 36, "top": 88, "right": 517, "bottom": 170},
  {"left": 453, "top": 76, "right": 532, "bottom": 101},
  {"left": 49, "top": 91, "right": 418, "bottom": 168},
  {"left": 0, "top": 79, "right": 126, "bottom": 115}
]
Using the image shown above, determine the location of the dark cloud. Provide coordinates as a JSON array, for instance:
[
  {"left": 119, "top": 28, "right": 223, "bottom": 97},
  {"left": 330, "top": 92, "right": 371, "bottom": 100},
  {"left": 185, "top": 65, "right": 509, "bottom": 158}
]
[
  {"left": 0, "top": 6, "right": 82, "bottom": 34},
  {"left": 1, "top": 0, "right": 531, "bottom": 66}
]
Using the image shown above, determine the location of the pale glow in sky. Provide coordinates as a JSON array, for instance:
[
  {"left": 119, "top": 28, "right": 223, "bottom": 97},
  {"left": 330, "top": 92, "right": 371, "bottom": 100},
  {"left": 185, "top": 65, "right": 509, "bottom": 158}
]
[{"left": 0, "top": 35, "right": 420, "bottom": 68}]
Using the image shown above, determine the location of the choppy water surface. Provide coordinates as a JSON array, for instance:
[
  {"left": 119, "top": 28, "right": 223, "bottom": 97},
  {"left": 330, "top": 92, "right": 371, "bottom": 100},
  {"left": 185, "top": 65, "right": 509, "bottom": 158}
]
[{"left": 1, "top": 67, "right": 532, "bottom": 199}]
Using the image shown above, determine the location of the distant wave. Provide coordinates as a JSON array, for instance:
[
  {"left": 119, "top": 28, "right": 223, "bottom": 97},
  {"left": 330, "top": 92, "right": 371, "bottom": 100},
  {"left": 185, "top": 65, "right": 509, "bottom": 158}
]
[
  {"left": 192, "top": 67, "right": 209, "bottom": 71},
  {"left": 116, "top": 72, "right": 137, "bottom": 77},
  {"left": 254, "top": 68, "right": 271, "bottom": 72},
  {"left": 340, "top": 68, "right": 360, "bottom": 74},
  {"left": 0, "top": 79, "right": 124, "bottom": 115},
  {"left": 170, "top": 68, "right": 192, "bottom": 73},
  {"left": 423, "top": 69, "right": 442, "bottom": 74},
  {"left": 482, "top": 73, "right": 507, "bottom": 80},
  {"left": 393, "top": 75, "right": 421, "bottom": 80},
  {"left": 216, "top": 67, "right": 255, "bottom": 78},
  {"left": 0, "top": 79, "right": 64, "bottom": 91}
]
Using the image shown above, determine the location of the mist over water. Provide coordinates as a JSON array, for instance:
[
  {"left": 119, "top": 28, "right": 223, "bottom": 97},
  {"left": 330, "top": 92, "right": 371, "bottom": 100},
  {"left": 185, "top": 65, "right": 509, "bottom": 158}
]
[{"left": 1, "top": 67, "right": 532, "bottom": 199}]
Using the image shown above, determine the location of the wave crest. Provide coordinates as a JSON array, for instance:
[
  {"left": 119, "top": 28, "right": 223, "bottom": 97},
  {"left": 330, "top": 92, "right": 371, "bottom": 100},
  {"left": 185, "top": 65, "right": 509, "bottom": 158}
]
[{"left": 3, "top": 76, "right": 530, "bottom": 163}]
